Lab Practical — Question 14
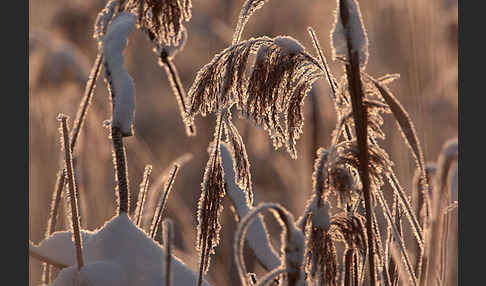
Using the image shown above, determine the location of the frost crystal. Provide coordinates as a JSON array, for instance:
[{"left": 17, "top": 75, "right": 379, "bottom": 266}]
[
  {"left": 331, "top": 0, "right": 369, "bottom": 68},
  {"left": 103, "top": 12, "right": 137, "bottom": 136}
]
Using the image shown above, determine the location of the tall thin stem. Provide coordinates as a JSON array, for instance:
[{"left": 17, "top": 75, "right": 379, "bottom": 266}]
[
  {"left": 159, "top": 52, "right": 196, "bottom": 136},
  {"left": 339, "top": 0, "right": 377, "bottom": 283},
  {"left": 150, "top": 164, "right": 180, "bottom": 239},
  {"left": 59, "top": 115, "right": 84, "bottom": 271},
  {"left": 344, "top": 47, "right": 377, "bottom": 286},
  {"left": 163, "top": 220, "right": 174, "bottom": 286}
]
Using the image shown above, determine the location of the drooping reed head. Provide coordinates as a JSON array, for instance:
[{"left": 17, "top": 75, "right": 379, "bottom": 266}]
[
  {"left": 129, "top": 0, "right": 192, "bottom": 47},
  {"left": 188, "top": 36, "right": 324, "bottom": 159},
  {"left": 196, "top": 141, "right": 226, "bottom": 278}
]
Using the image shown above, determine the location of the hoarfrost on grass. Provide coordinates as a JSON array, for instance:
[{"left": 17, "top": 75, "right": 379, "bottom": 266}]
[
  {"left": 34, "top": 214, "right": 211, "bottom": 286},
  {"left": 331, "top": 0, "right": 368, "bottom": 68},
  {"left": 102, "top": 12, "right": 137, "bottom": 136}
]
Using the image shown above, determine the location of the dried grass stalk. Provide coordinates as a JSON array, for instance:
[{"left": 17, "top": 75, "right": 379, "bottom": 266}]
[
  {"left": 375, "top": 189, "right": 418, "bottom": 286},
  {"left": 134, "top": 165, "right": 152, "bottom": 227},
  {"left": 58, "top": 114, "right": 84, "bottom": 271},
  {"left": 340, "top": 3, "right": 377, "bottom": 283},
  {"left": 232, "top": 0, "right": 270, "bottom": 45},
  {"left": 159, "top": 49, "right": 196, "bottom": 136},
  {"left": 150, "top": 164, "right": 180, "bottom": 239},
  {"left": 365, "top": 74, "right": 430, "bottom": 211},
  {"left": 162, "top": 219, "right": 174, "bottom": 286}
]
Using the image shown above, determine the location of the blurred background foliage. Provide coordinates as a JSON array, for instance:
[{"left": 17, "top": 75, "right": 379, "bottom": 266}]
[{"left": 29, "top": 0, "right": 457, "bottom": 285}]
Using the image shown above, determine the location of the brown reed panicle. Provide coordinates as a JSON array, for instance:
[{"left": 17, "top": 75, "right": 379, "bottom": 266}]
[
  {"left": 303, "top": 207, "right": 367, "bottom": 286},
  {"left": 232, "top": 0, "right": 269, "bottom": 45},
  {"left": 223, "top": 114, "right": 253, "bottom": 200},
  {"left": 311, "top": 141, "right": 390, "bottom": 210},
  {"left": 302, "top": 196, "right": 336, "bottom": 286},
  {"left": 188, "top": 36, "right": 323, "bottom": 159},
  {"left": 196, "top": 145, "right": 226, "bottom": 285},
  {"left": 305, "top": 227, "right": 338, "bottom": 286},
  {"left": 130, "top": 0, "right": 191, "bottom": 46},
  {"left": 196, "top": 118, "right": 227, "bottom": 286},
  {"left": 123, "top": 0, "right": 196, "bottom": 137}
]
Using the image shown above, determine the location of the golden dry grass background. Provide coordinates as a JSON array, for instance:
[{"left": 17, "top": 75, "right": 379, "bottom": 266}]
[{"left": 29, "top": 0, "right": 457, "bottom": 285}]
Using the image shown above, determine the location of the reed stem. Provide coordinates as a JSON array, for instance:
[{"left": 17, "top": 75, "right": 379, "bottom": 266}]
[
  {"left": 112, "top": 126, "right": 130, "bottom": 214},
  {"left": 59, "top": 115, "right": 84, "bottom": 271}
]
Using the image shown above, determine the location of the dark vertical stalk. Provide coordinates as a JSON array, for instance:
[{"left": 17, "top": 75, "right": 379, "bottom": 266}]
[
  {"left": 163, "top": 220, "right": 174, "bottom": 286},
  {"left": 345, "top": 52, "right": 377, "bottom": 286},
  {"left": 59, "top": 115, "right": 84, "bottom": 271},
  {"left": 339, "top": 0, "right": 377, "bottom": 284},
  {"left": 344, "top": 248, "right": 354, "bottom": 286},
  {"left": 112, "top": 126, "right": 130, "bottom": 214},
  {"left": 353, "top": 251, "right": 360, "bottom": 286},
  {"left": 159, "top": 52, "right": 196, "bottom": 136}
]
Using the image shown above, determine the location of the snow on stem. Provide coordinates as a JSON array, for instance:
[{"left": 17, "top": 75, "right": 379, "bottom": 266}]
[
  {"left": 234, "top": 203, "right": 306, "bottom": 286},
  {"left": 220, "top": 143, "right": 280, "bottom": 271},
  {"left": 102, "top": 12, "right": 136, "bottom": 137}
]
